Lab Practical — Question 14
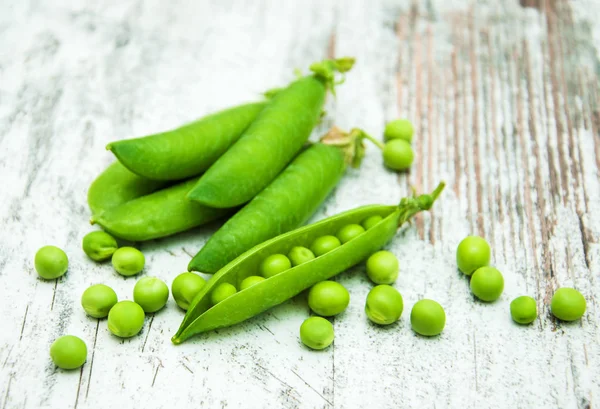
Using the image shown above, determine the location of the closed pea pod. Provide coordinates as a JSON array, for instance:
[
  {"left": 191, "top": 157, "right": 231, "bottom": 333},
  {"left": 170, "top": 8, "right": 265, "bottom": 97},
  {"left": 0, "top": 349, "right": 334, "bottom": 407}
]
[
  {"left": 91, "top": 177, "right": 232, "bottom": 241},
  {"left": 107, "top": 101, "right": 268, "bottom": 181},
  {"left": 187, "top": 58, "right": 355, "bottom": 208},
  {"left": 172, "top": 183, "right": 444, "bottom": 344}
]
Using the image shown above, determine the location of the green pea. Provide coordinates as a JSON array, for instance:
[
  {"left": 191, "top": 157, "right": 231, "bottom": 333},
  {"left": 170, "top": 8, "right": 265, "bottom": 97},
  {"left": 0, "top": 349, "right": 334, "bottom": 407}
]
[
  {"left": 384, "top": 119, "right": 413, "bottom": 142},
  {"left": 410, "top": 299, "right": 446, "bottom": 336},
  {"left": 210, "top": 283, "right": 237, "bottom": 305},
  {"left": 111, "top": 247, "right": 145, "bottom": 276},
  {"left": 50, "top": 335, "right": 87, "bottom": 370},
  {"left": 260, "top": 254, "right": 291, "bottom": 278},
  {"left": 240, "top": 275, "right": 266, "bottom": 290},
  {"left": 470, "top": 267, "right": 504, "bottom": 302},
  {"left": 34, "top": 245, "right": 68, "bottom": 280},
  {"left": 366, "top": 250, "right": 399, "bottom": 284},
  {"left": 82, "top": 231, "right": 118, "bottom": 262},
  {"left": 300, "top": 317, "right": 334, "bottom": 350},
  {"left": 81, "top": 284, "right": 118, "bottom": 318},
  {"left": 107, "top": 301, "right": 145, "bottom": 338},
  {"left": 551, "top": 288, "right": 586, "bottom": 321},
  {"left": 308, "top": 281, "right": 350, "bottom": 316},
  {"left": 288, "top": 246, "right": 316, "bottom": 267},
  {"left": 361, "top": 215, "right": 383, "bottom": 230},
  {"left": 171, "top": 272, "right": 206, "bottom": 310},
  {"left": 382, "top": 140, "right": 414, "bottom": 171},
  {"left": 310, "top": 235, "right": 341, "bottom": 257},
  {"left": 133, "top": 277, "right": 169, "bottom": 313},
  {"left": 456, "top": 236, "right": 490, "bottom": 275},
  {"left": 336, "top": 224, "right": 365, "bottom": 244},
  {"left": 510, "top": 296, "right": 537, "bottom": 324},
  {"left": 365, "top": 285, "right": 403, "bottom": 325}
]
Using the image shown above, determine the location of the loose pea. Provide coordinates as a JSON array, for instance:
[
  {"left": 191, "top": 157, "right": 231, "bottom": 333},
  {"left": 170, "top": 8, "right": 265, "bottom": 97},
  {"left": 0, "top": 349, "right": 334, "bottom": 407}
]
[
  {"left": 361, "top": 215, "right": 383, "bottom": 230},
  {"left": 384, "top": 119, "right": 413, "bottom": 142},
  {"left": 81, "top": 284, "right": 118, "bottom": 318},
  {"left": 107, "top": 301, "right": 145, "bottom": 338},
  {"left": 111, "top": 247, "right": 145, "bottom": 276},
  {"left": 308, "top": 281, "right": 350, "bottom": 316},
  {"left": 365, "top": 285, "right": 403, "bottom": 325},
  {"left": 410, "top": 299, "right": 446, "bottom": 336},
  {"left": 300, "top": 317, "right": 334, "bottom": 350},
  {"left": 260, "top": 254, "right": 291, "bottom": 278},
  {"left": 288, "top": 246, "right": 316, "bottom": 267},
  {"left": 510, "top": 296, "right": 537, "bottom": 324},
  {"left": 470, "top": 267, "right": 504, "bottom": 302},
  {"left": 336, "top": 224, "right": 365, "bottom": 244},
  {"left": 551, "top": 288, "right": 586, "bottom": 321},
  {"left": 34, "top": 245, "right": 68, "bottom": 279},
  {"left": 366, "top": 250, "right": 399, "bottom": 284},
  {"left": 210, "top": 283, "right": 237, "bottom": 305},
  {"left": 171, "top": 272, "right": 206, "bottom": 310},
  {"left": 133, "top": 277, "right": 169, "bottom": 313},
  {"left": 50, "top": 335, "right": 87, "bottom": 370},
  {"left": 310, "top": 235, "right": 341, "bottom": 257},
  {"left": 382, "top": 139, "right": 414, "bottom": 171},
  {"left": 456, "top": 236, "right": 490, "bottom": 276},
  {"left": 82, "top": 231, "right": 118, "bottom": 262},
  {"left": 240, "top": 275, "right": 266, "bottom": 290}
]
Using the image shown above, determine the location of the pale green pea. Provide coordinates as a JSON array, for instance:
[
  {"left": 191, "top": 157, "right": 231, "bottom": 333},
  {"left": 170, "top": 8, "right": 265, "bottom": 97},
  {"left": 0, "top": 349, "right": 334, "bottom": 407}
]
[
  {"left": 410, "top": 299, "right": 446, "bottom": 336},
  {"left": 470, "top": 267, "right": 504, "bottom": 302},
  {"left": 210, "top": 283, "right": 237, "bottom": 305},
  {"left": 308, "top": 281, "right": 350, "bottom": 317},
  {"left": 300, "top": 317, "right": 334, "bottom": 350},
  {"left": 111, "top": 247, "right": 145, "bottom": 276},
  {"left": 81, "top": 284, "right": 118, "bottom": 318},
  {"left": 361, "top": 215, "right": 383, "bottom": 230},
  {"left": 456, "top": 236, "right": 490, "bottom": 275},
  {"left": 365, "top": 285, "right": 403, "bottom": 325},
  {"left": 133, "top": 277, "right": 169, "bottom": 313},
  {"left": 384, "top": 119, "right": 413, "bottom": 142},
  {"left": 551, "top": 288, "right": 586, "bottom": 321},
  {"left": 34, "top": 245, "right": 68, "bottom": 279},
  {"left": 310, "top": 235, "right": 341, "bottom": 257},
  {"left": 82, "top": 231, "right": 118, "bottom": 261},
  {"left": 382, "top": 139, "right": 413, "bottom": 171},
  {"left": 50, "top": 335, "right": 87, "bottom": 370},
  {"left": 107, "top": 301, "right": 145, "bottom": 338},
  {"left": 366, "top": 250, "right": 399, "bottom": 284},
  {"left": 510, "top": 296, "right": 537, "bottom": 324},
  {"left": 260, "top": 254, "right": 291, "bottom": 278},
  {"left": 240, "top": 275, "right": 266, "bottom": 290},
  {"left": 171, "top": 272, "right": 206, "bottom": 310},
  {"left": 336, "top": 224, "right": 365, "bottom": 244},
  {"left": 288, "top": 246, "right": 316, "bottom": 266}
]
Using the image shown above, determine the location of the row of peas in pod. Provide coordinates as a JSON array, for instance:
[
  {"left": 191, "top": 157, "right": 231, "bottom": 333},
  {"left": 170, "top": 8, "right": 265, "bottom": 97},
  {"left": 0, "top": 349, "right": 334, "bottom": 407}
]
[{"left": 456, "top": 236, "right": 587, "bottom": 323}]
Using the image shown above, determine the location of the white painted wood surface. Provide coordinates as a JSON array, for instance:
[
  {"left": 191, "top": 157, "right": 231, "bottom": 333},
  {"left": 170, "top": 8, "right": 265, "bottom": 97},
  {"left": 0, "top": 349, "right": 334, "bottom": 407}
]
[{"left": 1, "top": 0, "right": 600, "bottom": 408}]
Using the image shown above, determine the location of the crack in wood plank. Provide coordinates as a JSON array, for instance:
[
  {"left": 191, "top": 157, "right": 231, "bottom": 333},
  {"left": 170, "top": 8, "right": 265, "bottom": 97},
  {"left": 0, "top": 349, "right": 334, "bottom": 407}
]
[
  {"left": 291, "top": 369, "right": 333, "bottom": 407},
  {"left": 84, "top": 320, "right": 100, "bottom": 400}
]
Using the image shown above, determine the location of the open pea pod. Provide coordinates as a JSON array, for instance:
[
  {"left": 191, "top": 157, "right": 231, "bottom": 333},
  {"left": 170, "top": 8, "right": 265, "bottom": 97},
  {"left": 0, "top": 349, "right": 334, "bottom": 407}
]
[{"left": 172, "top": 183, "right": 444, "bottom": 344}]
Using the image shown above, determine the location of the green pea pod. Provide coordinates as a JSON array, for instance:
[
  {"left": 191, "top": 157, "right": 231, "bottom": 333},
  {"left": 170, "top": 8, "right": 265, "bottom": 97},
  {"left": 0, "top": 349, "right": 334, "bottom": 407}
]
[
  {"left": 106, "top": 101, "right": 268, "bottom": 181},
  {"left": 172, "top": 182, "right": 444, "bottom": 344},
  {"left": 187, "top": 57, "right": 355, "bottom": 208},
  {"left": 87, "top": 161, "right": 169, "bottom": 215},
  {"left": 188, "top": 127, "right": 367, "bottom": 273},
  {"left": 90, "top": 178, "right": 232, "bottom": 241}
]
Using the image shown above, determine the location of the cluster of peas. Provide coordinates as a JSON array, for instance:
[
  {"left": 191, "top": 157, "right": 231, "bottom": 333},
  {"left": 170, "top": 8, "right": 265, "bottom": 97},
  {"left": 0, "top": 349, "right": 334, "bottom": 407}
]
[
  {"left": 457, "top": 236, "right": 587, "bottom": 323},
  {"left": 372, "top": 119, "right": 415, "bottom": 171}
]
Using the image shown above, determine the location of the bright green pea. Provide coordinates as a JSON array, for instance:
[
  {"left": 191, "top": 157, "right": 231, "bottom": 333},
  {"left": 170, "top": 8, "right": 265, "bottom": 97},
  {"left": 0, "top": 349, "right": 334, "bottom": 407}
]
[
  {"left": 365, "top": 285, "right": 403, "bottom": 325},
  {"left": 456, "top": 236, "right": 490, "bottom": 275},
  {"left": 288, "top": 246, "right": 316, "bottom": 267},
  {"left": 210, "top": 283, "right": 237, "bottom": 305},
  {"left": 171, "top": 272, "right": 206, "bottom": 310},
  {"left": 384, "top": 119, "right": 413, "bottom": 142},
  {"left": 34, "top": 245, "right": 68, "bottom": 279},
  {"left": 510, "top": 296, "right": 537, "bottom": 324},
  {"left": 382, "top": 139, "right": 414, "bottom": 171},
  {"left": 107, "top": 301, "right": 145, "bottom": 338},
  {"left": 336, "top": 224, "right": 365, "bottom": 244},
  {"left": 300, "top": 317, "right": 334, "bottom": 350},
  {"left": 240, "top": 275, "right": 266, "bottom": 290},
  {"left": 260, "top": 254, "right": 291, "bottom": 278},
  {"left": 470, "top": 267, "right": 504, "bottom": 302},
  {"left": 366, "top": 250, "right": 399, "bottom": 284},
  {"left": 133, "top": 277, "right": 169, "bottom": 313},
  {"left": 310, "top": 235, "right": 341, "bottom": 257},
  {"left": 111, "top": 247, "right": 145, "bottom": 276},
  {"left": 308, "top": 281, "right": 350, "bottom": 316},
  {"left": 81, "top": 284, "right": 118, "bottom": 318},
  {"left": 410, "top": 299, "right": 446, "bottom": 336},
  {"left": 50, "top": 335, "right": 87, "bottom": 370},
  {"left": 82, "top": 231, "right": 118, "bottom": 262},
  {"left": 361, "top": 215, "right": 383, "bottom": 230},
  {"left": 551, "top": 288, "right": 586, "bottom": 321}
]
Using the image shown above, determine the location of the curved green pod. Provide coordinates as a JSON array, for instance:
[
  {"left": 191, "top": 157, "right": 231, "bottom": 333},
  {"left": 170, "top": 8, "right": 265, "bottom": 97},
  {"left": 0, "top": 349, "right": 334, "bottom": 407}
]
[
  {"left": 187, "top": 58, "right": 355, "bottom": 208},
  {"left": 188, "top": 143, "right": 347, "bottom": 273},
  {"left": 106, "top": 101, "right": 268, "bottom": 181},
  {"left": 87, "top": 161, "right": 169, "bottom": 215},
  {"left": 172, "top": 183, "right": 444, "bottom": 344},
  {"left": 91, "top": 178, "right": 232, "bottom": 241}
]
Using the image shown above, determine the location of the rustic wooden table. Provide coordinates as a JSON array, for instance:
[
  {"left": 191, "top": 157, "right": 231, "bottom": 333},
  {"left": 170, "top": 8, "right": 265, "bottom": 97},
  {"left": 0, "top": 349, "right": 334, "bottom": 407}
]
[{"left": 1, "top": 0, "right": 599, "bottom": 408}]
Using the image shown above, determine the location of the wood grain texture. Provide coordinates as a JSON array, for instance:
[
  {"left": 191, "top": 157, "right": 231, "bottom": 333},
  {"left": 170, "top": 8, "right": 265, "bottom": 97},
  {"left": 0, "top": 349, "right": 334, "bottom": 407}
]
[{"left": 1, "top": 0, "right": 599, "bottom": 408}]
